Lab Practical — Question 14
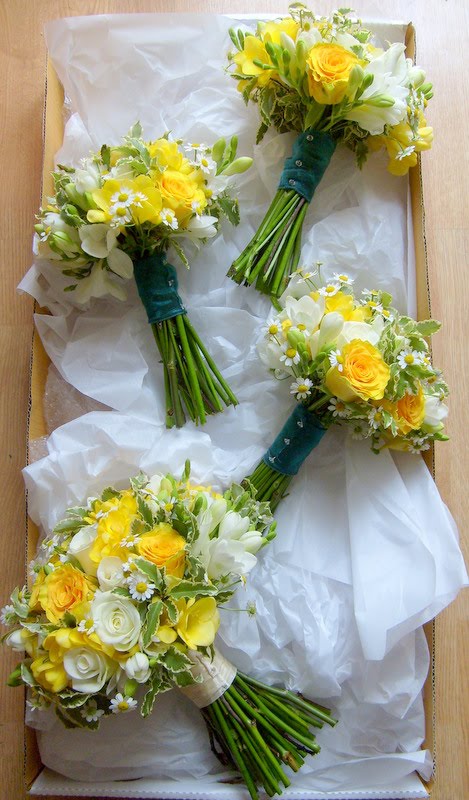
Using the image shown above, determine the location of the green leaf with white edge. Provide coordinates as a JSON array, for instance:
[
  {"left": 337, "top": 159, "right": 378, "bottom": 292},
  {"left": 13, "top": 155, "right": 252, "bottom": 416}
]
[
  {"left": 133, "top": 558, "right": 164, "bottom": 591},
  {"left": 164, "top": 598, "right": 179, "bottom": 625},
  {"left": 65, "top": 506, "right": 89, "bottom": 519},
  {"left": 143, "top": 600, "right": 163, "bottom": 649},
  {"left": 130, "top": 473, "right": 149, "bottom": 493},
  {"left": 137, "top": 496, "right": 155, "bottom": 528},
  {"left": 111, "top": 587, "right": 132, "bottom": 599},
  {"left": 100, "top": 486, "right": 120, "bottom": 502},
  {"left": 218, "top": 194, "right": 240, "bottom": 227},
  {"left": 55, "top": 705, "right": 89, "bottom": 730},
  {"left": 415, "top": 319, "right": 441, "bottom": 336},
  {"left": 58, "top": 691, "right": 91, "bottom": 709},
  {"left": 163, "top": 646, "right": 194, "bottom": 674},
  {"left": 20, "top": 663, "right": 36, "bottom": 688},
  {"left": 168, "top": 580, "right": 218, "bottom": 600},
  {"left": 129, "top": 121, "right": 143, "bottom": 139},
  {"left": 171, "top": 239, "right": 190, "bottom": 269},
  {"left": 52, "top": 518, "right": 84, "bottom": 535},
  {"left": 101, "top": 144, "right": 111, "bottom": 169},
  {"left": 141, "top": 670, "right": 164, "bottom": 717},
  {"left": 62, "top": 611, "right": 77, "bottom": 628},
  {"left": 172, "top": 670, "right": 198, "bottom": 688},
  {"left": 11, "top": 588, "right": 29, "bottom": 620}
]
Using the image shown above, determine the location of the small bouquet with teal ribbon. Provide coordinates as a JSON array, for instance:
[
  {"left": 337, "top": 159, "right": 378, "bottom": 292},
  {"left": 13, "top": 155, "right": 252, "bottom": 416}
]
[
  {"left": 227, "top": 4, "right": 433, "bottom": 297},
  {"left": 34, "top": 124, "right": 252, "bottom": 428},
  {"left": 249, "top": 268, "right": 448, "bottom": 508},
  {"left": 3, "top": 464, "right": 336, "bottom": 800}
]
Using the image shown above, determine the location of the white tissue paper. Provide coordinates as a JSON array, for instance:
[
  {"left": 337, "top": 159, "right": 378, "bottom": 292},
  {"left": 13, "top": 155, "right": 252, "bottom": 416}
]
[{"left": 20, "top": 11, "right": 467, "bottom": 800}]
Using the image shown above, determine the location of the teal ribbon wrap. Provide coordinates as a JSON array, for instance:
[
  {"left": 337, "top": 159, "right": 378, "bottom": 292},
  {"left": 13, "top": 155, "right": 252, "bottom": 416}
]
[
  {"left": 278, "top": 129, "right": 337, "bottom": 203},
  {"left": 133, "top": 253, "right": 186, "bottom": 324},
  {"left": 263, "top": 405, "right": 327, "bottom": 476}
]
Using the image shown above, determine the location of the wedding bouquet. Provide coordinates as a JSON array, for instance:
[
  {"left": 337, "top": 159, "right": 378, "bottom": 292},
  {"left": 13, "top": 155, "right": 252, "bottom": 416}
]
[
  {"left": 227, "top": 4, "right": 433, "bottom": 296},
  {"left": 248, "top": 268, "right": 448, "bottom": 508},
  {"left": 3, "top": 465, "right": 336, "bottom": 800},
  {"left": 34, "top": 124, "right": 251, "bottom": 428}
]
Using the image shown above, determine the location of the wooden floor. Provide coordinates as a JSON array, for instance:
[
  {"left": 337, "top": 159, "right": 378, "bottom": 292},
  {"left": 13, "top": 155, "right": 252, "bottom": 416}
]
[{"left": 1, "top": 1, "right": 467, "bottom": 798}]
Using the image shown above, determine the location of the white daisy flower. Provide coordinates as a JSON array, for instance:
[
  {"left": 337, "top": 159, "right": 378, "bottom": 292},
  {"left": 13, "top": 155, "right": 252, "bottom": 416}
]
[
  {"left": 28, "top": 560, "right": 37, "bottom": 579},
  {"left": 81, "top": 699, "right": 105, "bottom": 723},
  {"left": 290, "top": 377, "right": 313, "bottom": 400},
  {"left": 328, "top": 397, "right": 350, "bottom": 418},
  {"left": 184, "top": 142, "right": 208, "bottom": 153},
  {"left": 318, "top": 283, "right": 340, "bottom": 298},
  {"left": 27, "top": 694, "right": 49, "bottom": 712},
  {"left": 127, "top": 573, "right": 156, "bottom": 602},
  {"left": 367, "top": 301, "right": 384, "bottom": 314},
  {"left": 58, "top": 554, "right": 69, "bottom": 563},
  {"left": 109, "top": 203, "right": 133, "bottom": 228},
  {"left": 368, "top": 407, "right": 384, "bottom": 430},
  {"left": 109, "top": 189, "right": 139, "bottom": 208},
  {"left": 397, "top": 348, "right": 425, "bottom": 369},
  {"left": 351, "top": 424, "right": 368, "bottom": 440},
  {"left": 77, "top": 617, "right": 96, "bottom": 635},
  {"left": 191, "top": 200, "right": 202, "bottom": 216},
  {"left": 160, "top": 208, "right": 178, "bottom": 230},
  {"left": 328, "top": 349, "right": 344, "bottom": 372},
  {"left": 0, "top": 604, "right": 16, "bottom": 625},
  {"left": 409, "top": 440, "right": 431, "bottom": 454},
  {"left": 333, "top": 273, "right": 354, "bottom": 285},
  {"left": 196, "top": 153, "right": 217, "bottom": 174},
  {"left": 280, "top": 345, "right": 300, "bottom": 367},
  {"left": 109, "top": 693, "right": 138, "bottom": 714},
  {"left": 121, "top": 534, "right": 139, "bottom": 548}
]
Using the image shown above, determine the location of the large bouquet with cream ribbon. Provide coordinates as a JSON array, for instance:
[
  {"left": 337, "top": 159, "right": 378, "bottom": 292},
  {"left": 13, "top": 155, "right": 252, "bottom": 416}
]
[
  {"left": 34, "top": 124, "right": 251, "bottom": 428},
  {"left": 3, "top": 464, "right": 336, "bottom": 800},
  {"left": 227, "top": 3, "right": 433, "bottom": 296},
  {"left": 248, "top": 268, "right": 448, "bottom": 507}
]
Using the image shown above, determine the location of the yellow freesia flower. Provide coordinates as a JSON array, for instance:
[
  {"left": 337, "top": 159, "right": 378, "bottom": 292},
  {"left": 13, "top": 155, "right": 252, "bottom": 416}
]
[
  {"left": 233, "top": 35, "right": 275, "bottom": 92},
  {"left": 259, "top": 17, "right": 299, "bottom": 44},
  {"left": 325, "top": 291, "right": 370, "bottom": 321},
  {"left": 88, "top": 176, "right": 163, "bottom": 226},
  {"left": 176, "top": 597, "right": 220, "bottom": 650},
  {"left": 90, "top": 508, "right": 135, "bottom": 564},
  {"left": 368, "top": 111, "right": 433, "bottom": 175},
  {"left": 31, "top": 653, "right": 69, "bottom": 693},
  {"left": 149, "top": 138, "right": 184, "bottom": 171},
  {"left": 43, "top": 627, "right": 114, "bottom": 663}
]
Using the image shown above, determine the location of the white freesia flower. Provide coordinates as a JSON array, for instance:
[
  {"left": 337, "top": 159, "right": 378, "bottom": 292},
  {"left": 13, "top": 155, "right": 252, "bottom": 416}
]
[
  {"left": 68, "top": 524, "right": 98, "bottom": 576},
  {"left": 124, "top": 652, "right": 151, "bottom": 684},
  {"left": 74, "top": 160, "right": 101, "bottom": 194},
  {"left": 336, "top": 315, "right": 384, "bottom": 348},
  {"left": 344, "top": 43, "right": 409, "bottom": 134},
  {"left": 313, "top": 311, "right": 344, "bottom": 356},
  {"left": 91, "top": 591, "right": 141, "bottom": 651},
  {"left": 4, "top": 629, "right": 24, "bottom": 651},
  {"left": 34, "top": 213, "right": 83, "bottom": 261},
  {"left": 185, "top": 214, "right": 218, "bottom": 240},
  {"left": 206, "top": 539, "right": 257, "bottom": 580},
  {"left": 97, "top": 556, "right": 126, "bottom": 591},
  {"left": 107, "top": 247, "right": 133, "bottom": 279},
  {"left": 78, "top": 224, "right": 118, "bottom": 259},
  {"left": 257, "top": 337, "right": 284, "bottom": 371},
  {"left": 296, "top": 29, "right": 321, "bottom": 49},
  {"left": 204, "top": 174, "right": 230, "bottom": 200},
  {"left": 280, "top": 294, "right": 325, "bottom": 333},
  {"left": 73, "top": 263, "right": 128, "bottom": 304},
  {"left": 422, "top": 395, "right": 448, "bottom": 432},
  {"left": 63, "top": 646, "right": 116, "bottom": 693}
]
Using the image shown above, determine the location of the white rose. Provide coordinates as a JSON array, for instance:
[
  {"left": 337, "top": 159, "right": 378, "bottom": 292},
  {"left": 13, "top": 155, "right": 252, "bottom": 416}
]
[
  {"left": 68, "top": 524, "right": 98, "bottom": 576},
  {"left": 124, "top": 652, "right": 151, "bottom": 684},
  {"left": 97, "top": 557, "right": 126, "bottom": 591},
  {"left": 91, "top": 591, "right": 141, "bottom": 652},
  {"left": 63, "top": 646, "right": 116, "bottom": 693}
]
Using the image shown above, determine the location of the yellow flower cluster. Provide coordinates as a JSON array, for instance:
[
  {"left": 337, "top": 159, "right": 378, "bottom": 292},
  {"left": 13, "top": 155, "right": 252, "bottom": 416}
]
[
  {"left": 368, "top": 112, "right": 433, "bottom": 175},
  {"left": 88, "top": 137, "right": 209, "bottom": 230}
]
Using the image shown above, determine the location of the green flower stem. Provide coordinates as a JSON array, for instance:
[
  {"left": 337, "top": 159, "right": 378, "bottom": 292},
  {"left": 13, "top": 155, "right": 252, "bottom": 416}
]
[
  {"left": 236, "top": 195, "right": 300, "bottom": 286},
  {"left": 151, "top": 322, "right": 185, "bottom": 428},
  {"left": 269, "top": 202, "right": 308, "bottom": 297},
  {"left": 246, "top": 460, "right": 293, "bottom": 511},
  {"left": 241, "top": 672, "right": 338, "bottom": 728},
  {"left": 228, "top": 711, "right": 280, "bottom": 797},
  {"left": 210, "top": 700, "right": 259, "bottom": 800},
  {"left": 175, "top": 315, "right": 206, "bottom": 425},
  {"left": 184, "top": 318, "right": 238, "bottom": 407}
]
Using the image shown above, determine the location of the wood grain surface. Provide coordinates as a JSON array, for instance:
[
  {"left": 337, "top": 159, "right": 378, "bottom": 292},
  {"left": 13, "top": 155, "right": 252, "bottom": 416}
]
[{"left": 0, "top": 1, "right": 467, "bottom": 798}]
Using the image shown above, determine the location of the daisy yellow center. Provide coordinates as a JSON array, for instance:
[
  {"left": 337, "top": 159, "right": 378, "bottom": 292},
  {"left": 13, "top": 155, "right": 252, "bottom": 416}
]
[
  {"left": 404, "top": 354, "right": 414, "bottom": 364},
  {"left": 269, "top": 324, "right": 279, "bottom": 335},
  {"left": 118, "top": 192, "right": 129, "bottom": 202},
  {"left": 118, "top": 700, "right": 130, "bottom": 711},
  {"left": 116, "top": 206, "right": 128, "bottom": 217},
  {"left": 325, "top": 285, "right": 336, "bottom": 294},
  {"left": 298, "top": 383, "right": 309, "bottom": 393},
  {"left": 374, "top": 412, "right": 383, "bottom": 422},
  {"left": 201, "top": 158, "right": 209, "bottom": 167},
  {"left": 336, "top": 355, "right": 344, "bottom": 364},
  {"left": 136, "top": 581, "right": 148, "bottom": 594},
  {"left": 164, "top": 502, "right": 174, "bottom": 512},
  {"left": 286, "top": 348, "right": 297, "bottom": 359},
  {"left": 297, "top": 323, "right": 306, "bottom": 331},
  {"left": 282, "top": 319, "right": 292, "bottom": 331},
  {"left": 336, "top": 401, "right": 345, "bottom": 411},
  {"left": 338, "top": 275, "right": 348, "bottom": 282}
]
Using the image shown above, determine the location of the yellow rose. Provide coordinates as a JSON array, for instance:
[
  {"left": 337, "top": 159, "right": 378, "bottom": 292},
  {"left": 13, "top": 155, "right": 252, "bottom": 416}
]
[
  {"left": 306, "top": 43, "right": 360, "bottom": 104},
  {"left": 31, "top": 653, "right": 69, "bottom": 693},
  {"left": 176, "top": 597, "right": 220, "bottom": 650},
  {"left": 89, "top": 176, "right": 162, "bottom": 225},
  {"left": 149, "top": 138, "right": 183, "bottom": 171},
  {"left": 29, "top": 568, "right": 47, "bottom": 611},
  {"left": 43, "top": 628, "right": 115, "bottom": 662},
  {"left": 137, "top": 524, "right": 186, "bottom": 577},
  {"left": 325, "top": 339, "right": 390, "bottom": 402},
  {"left": 325, "top": 291, "right": 370, "bottom": 321},
  {"left": 260, "top": 17, "right": 299, "bottom": 44},
  {"left": 38, "top": 564, "right": 95, "bottom": 625},
  {"left": 158, "top": 171, "right": 205, "bottom": 222},
  {"left": 382, "top": 385, "right": 425, "bottom": 435}
]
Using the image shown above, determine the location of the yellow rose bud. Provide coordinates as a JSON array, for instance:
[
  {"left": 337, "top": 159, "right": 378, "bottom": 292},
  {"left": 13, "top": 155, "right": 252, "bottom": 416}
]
[
  {"left": 325, "top": 339, "right": 390, "bottom": 402},
  {"left": 38, "top": 564, "right": 94, "bottom": 625},
  {"left": 306, "top": 43, "right": 361, "bottom": 104},
  {"left": 137, "top": 524, "right": 186, "bottom": 578},
  {"left": 148, "top": 139, "right": 183, "bottom": 171}
]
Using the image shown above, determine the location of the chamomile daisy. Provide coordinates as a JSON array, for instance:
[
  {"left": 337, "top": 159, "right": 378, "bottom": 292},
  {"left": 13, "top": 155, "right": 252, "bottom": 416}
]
[
  {"left": 160, "top": 208, "right": 178, "bottom": 230},
  {"left": 109, "top": 693, "right": 138, "bottom": 714},
  {"left": 127, "top": 573, "right": 156, "bottom": 602},
  {"left": 280, "top": 345, "right": 300, "bottom": 367},
  {"left": 397, "top": 348, "right": 425, "bottom": 369},
  {"left": 328, "top": 397, "right": 350, "bottom": 418},
  {"left": 290, "top": 378, "right": 313, "bottom": 400},
  {"left": 329, "top": 349, "right": 344, "bottom": 372}
]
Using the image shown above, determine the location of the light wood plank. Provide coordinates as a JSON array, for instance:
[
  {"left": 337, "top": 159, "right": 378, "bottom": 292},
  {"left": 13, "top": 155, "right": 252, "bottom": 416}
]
[{"left": 0, "top": 2, "right": 467, "bottom": 799}]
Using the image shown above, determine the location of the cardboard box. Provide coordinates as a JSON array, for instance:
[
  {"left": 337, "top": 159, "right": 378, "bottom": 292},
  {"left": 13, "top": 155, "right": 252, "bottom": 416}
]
[{"left": 24, "top": 20, "right": 436, "bottom": 800}]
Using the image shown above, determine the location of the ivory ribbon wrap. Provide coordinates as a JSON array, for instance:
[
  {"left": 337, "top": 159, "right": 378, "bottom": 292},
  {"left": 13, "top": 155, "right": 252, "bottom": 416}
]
[{"left": 179, "top": 649, "right": 237, "bottom": 709}]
